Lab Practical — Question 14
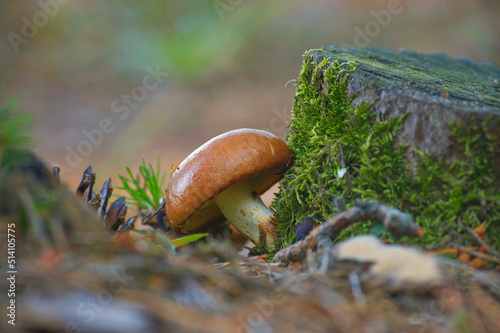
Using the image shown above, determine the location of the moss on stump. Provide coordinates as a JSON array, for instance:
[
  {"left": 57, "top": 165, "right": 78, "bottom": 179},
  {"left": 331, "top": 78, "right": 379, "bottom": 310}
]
[{"left": 273, "top": 46, "right": 500, "bottom": 254}]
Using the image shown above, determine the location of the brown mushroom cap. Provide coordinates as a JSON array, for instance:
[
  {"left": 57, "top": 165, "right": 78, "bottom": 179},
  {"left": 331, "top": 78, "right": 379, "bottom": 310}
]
[{"left": 166, "top": 129, "right": 291, "bottom": 234}]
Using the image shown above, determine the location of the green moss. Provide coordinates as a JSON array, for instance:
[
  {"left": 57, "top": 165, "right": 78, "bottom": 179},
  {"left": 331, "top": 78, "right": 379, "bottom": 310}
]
[
  {"left": 273, "top": 52, "right": 500, "bottom": 251},
  {"left": 409, "top": 118, "right": 500, "bottom": 248}
]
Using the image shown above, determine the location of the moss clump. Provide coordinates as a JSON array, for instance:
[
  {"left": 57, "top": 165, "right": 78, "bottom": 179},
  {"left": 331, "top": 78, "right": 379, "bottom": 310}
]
[{"left": 273, "top": 52, "right": 500, "bottom": 251}]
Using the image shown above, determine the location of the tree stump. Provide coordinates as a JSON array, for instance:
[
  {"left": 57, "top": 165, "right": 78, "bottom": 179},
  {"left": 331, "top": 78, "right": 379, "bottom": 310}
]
[{"left": 275, "top": 45, "right": 500, "bottom": 248}]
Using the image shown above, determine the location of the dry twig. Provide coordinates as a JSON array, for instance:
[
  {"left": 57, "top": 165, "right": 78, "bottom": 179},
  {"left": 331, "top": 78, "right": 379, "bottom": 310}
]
[
  {"left": 455, "top": 246, "right": 500, "bottom": 266},
  {"left": 275, "top": 199, "right": 423, "bottom": 263},
  {"left": 463, "top": 224, "right": 500, "bottom": 258}
]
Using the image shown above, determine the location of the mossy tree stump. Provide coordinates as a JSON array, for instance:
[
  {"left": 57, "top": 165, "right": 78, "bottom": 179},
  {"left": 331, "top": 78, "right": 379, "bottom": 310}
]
[{"left": 274, "top": 46, "right": 500, "bottom": 251}]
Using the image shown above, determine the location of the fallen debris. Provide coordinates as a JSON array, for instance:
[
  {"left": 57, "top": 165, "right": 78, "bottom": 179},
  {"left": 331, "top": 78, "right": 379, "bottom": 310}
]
[
  {"left": 334, "top": 235, "right": 442, "bottom": 290},
  {"left": 275, "top": 199, "right": 423, "bottom": 263}
]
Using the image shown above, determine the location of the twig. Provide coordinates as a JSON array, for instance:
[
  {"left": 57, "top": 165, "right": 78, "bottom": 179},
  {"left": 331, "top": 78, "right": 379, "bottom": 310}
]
[
  {"left": 455, "top": 246, "right": 500, "bottom": 266},
  {"left": 275, "top": 199, "right": 423, "bottom": 264},
  {"left": 463, "top": 224, "right": 500, "bottom": 258},
  {"left": 440, "top": 258, "right": 500, "bottom": 297},
  {"left": 428, "top": 234, "right": 452, "bottom": 250}
]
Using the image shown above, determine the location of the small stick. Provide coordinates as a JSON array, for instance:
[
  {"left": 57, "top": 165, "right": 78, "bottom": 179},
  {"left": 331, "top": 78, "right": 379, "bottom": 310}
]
[
  {"left": 428, "top": 234, "right": 452, "bottom": 251},
  {"left": 274, "top": 199, "right": 424, "bottom": 263},
  {"left": 463, "top": 224, "right": 500, "bottom": 258},
  {"left": 455, "top": 246, "right": 500, "bottom": 266}
]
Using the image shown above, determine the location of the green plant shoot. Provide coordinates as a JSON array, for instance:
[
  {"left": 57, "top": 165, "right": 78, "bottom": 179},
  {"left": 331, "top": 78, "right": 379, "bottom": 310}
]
[{"left": 116, "top": 153, "right": 167, "bottom": 211}]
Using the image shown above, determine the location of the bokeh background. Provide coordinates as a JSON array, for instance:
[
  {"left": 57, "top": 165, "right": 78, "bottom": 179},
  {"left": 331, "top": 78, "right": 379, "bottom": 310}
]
[{"left": 1, "top": 0, "right": 499, "bottom": 202}]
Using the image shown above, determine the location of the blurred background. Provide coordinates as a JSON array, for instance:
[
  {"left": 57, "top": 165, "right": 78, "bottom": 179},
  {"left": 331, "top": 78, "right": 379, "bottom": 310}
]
[{"left": 1, "top": 0, "right": 499, "bottom": 202}]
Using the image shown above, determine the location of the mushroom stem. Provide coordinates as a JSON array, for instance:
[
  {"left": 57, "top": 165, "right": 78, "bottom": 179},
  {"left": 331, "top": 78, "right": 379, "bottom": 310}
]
[{"left": 215, "top": 178, "right": 276, "bottom": 251}]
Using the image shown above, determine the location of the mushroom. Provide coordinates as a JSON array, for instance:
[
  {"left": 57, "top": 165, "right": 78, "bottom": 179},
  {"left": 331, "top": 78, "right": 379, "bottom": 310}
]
[{"left": 165, "top": 129, "right": 292, "bottom": 251}]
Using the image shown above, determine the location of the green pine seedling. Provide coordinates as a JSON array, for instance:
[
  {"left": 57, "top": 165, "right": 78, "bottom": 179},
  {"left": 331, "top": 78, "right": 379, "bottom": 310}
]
[{"left": 116, "top": 153, "right": 167, "bottom": 211}]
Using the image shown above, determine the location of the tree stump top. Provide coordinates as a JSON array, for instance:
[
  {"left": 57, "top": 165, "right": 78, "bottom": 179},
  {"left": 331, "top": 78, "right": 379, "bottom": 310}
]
[{"left": 312, "top": 45, "right": 500, "bottom": 114}]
